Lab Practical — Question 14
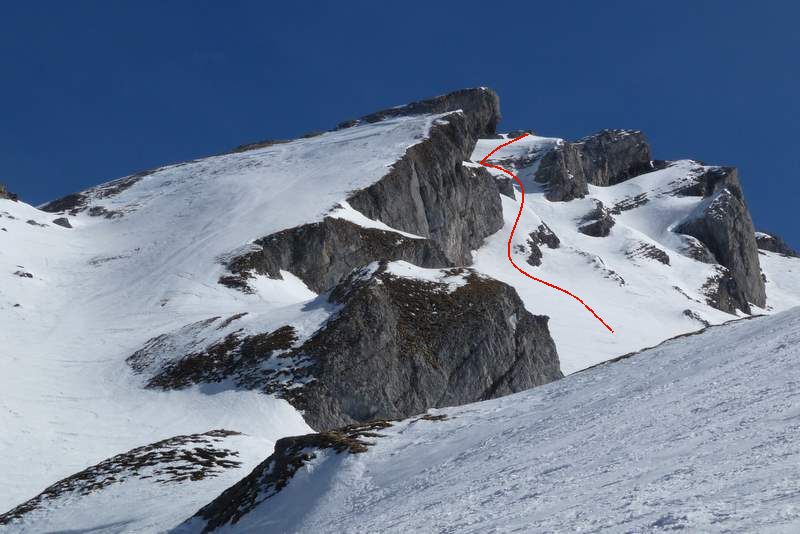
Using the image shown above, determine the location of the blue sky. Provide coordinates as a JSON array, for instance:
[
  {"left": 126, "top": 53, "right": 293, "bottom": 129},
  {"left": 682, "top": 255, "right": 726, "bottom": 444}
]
[{"left": 2, "top": 1, "right": 798, "bottom": 247}]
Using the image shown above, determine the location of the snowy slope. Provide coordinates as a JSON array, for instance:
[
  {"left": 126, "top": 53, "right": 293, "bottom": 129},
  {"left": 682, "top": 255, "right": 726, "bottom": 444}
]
[
  {"left": 188, "top": 307, "right": 800, "bottom": 533},
  {"left": 470, "top": 136, "right": 800, "bottom": 372},
  {"left": 0, "top": 113, "right": 446, "bottom": 512},
  {"left": 0, "top": 430, "right": 270, "bottom": 533},
  {"left": 3, "top": 94, "right": 800, "bottom": 533}
]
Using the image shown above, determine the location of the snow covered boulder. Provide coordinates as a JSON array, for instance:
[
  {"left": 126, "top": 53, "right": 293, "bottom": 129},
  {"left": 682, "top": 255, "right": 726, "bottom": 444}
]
[{"left": 578, "top": 200, "right": 616, "bottom": 237}]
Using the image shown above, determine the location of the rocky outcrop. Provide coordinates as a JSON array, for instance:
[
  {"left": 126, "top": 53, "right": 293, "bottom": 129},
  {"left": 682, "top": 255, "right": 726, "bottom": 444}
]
[
  {"left": 526, "top": 223, "right": 560, "bottom": 266},
  {"left": 285, "top": 262, "right": 562, "bottom": 430},
  {"left": 346, "top": 112, "right": 503, "bottom": 266},
  {"left": 535, "top": 129, "right": 652, "bottom": 201},
  {"left": 131, "top": 262, "right": 562, "bottom": 432},
  {"left": 676, "top": 167, "right": 766, "bottom": 312},
  {"left": 578, "top": 201, "right": 616, "bottom": 237},
  {"left": 221, "top": 218, "right": 451, "bottom": 294},
  {"left": 338, "top": 87, "right": 501, "bottom": 138},
  {"left": 701, "top": 268, "right": 752, "bottom": 315},
  {"left": 573, "top": 129, "right": 652, "bottom": 186},
  {"left": 222, "top": 90, "right": 504, "bottom": 293},
  {"left": 0, "top": 184, "right": 18, "bottom": 201},
  {"left": 52, "top": 217, "right": 72, "bottom": 228},
  {"left": 756, "top": 232, "right": 798, "bottom": 257},
  {"left": 534, "top": 142, "right": 590, "bottom": 202}
]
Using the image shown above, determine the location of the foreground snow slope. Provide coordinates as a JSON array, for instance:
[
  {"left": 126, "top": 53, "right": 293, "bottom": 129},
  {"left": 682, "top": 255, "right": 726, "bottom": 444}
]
[
  {"left": 0, "top": 114, "right": 442, "bottom": 510},
  {"left": 204, "top": 307, "right": 800, "bottom": 533}
]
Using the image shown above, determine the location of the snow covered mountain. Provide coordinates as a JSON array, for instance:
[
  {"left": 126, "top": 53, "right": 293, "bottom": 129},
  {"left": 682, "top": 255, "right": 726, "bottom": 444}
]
[{"left": 1, "top": 88, "right": 798, "bottom": 532}]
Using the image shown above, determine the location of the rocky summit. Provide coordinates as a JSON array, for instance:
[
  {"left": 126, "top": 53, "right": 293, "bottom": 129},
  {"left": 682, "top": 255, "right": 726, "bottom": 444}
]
[{"left": 2, "top": 88, "right": 799, "bottom": 533}]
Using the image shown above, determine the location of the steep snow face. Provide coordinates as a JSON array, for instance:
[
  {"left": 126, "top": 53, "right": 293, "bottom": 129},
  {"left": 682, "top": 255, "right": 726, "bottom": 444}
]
[
  {"left": 0, "top": 113, "right": 445, "bottom": 511},
  {"left": 196, "top": 308, "right": 800, "bottom": 533},
  {"left": 471, "top": 138, "right": 800, "bottom": 372}
]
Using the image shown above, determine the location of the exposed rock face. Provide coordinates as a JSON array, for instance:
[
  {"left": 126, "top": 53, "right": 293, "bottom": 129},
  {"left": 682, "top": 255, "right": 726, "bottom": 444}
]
[
  {"left": 52, "top": 217, "right": 72, "bottom": 228},
  {"left": 676, "top": 167, "right": 766, "bottom": 312},
  {"left": 286, "top": 262, "right": 562, "bottom": 430},
  {"left": 130, "top": 262, "right": 562, "bottom": 432},
  {"left": 221, "top": 218, "right": 451, "bottom": 294},
  {"left": 578, "top": 201, "right": 616, "bottom": 237},
  {"left": 702, "top": 268, "right": 751, "bottom": 315},
  {"left": 756, "top": 232, "right": 798, "bottom": 257},
  {"left": 0, "top": 184, "right": 18, "bottom": 201},
  {"left": 535, "top": 129, "right": 652, "bottom": 201},
  {"left": 222, "top": 90, "right": 503, "bottom": 293},
  {"left": 526, "top": 223, "right": 560, "bottom": 267},
  {"left": 573, "top": 129, "right": 652, "bottom": 186},
  {"left": 339, "top": 87, "right": 501, "bottom": 138},
  {"left": 346, "top": 112, "right": 503, "bottom": 266},
  {"left": 535, "top": 143, "right": 590, "bottom": 202}
]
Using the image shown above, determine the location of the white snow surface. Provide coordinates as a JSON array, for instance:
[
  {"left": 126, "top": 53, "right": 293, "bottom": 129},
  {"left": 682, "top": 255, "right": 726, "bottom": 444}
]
[
  {"left": 470, "top": 137, "right": 800, "bottom": 373},
  {"left": 0, "top": 113, "right": 445, "bottom": 513},
  {"left": 198, "top": 307, "right": 800, "bottom": 533},
  {"left": 2, "top": 119, "right": 800, "bottom": 532}
]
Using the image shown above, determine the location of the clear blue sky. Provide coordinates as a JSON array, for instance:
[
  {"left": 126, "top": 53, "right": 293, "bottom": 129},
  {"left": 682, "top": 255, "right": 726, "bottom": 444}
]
[{"left": 2, "top": 1, "right": 798, "bottom": 247}]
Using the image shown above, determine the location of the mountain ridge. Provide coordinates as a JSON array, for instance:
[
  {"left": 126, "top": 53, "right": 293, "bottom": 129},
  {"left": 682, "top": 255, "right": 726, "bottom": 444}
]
[{"left": 2, "top": 87, "right": 799, "bottom": 532}]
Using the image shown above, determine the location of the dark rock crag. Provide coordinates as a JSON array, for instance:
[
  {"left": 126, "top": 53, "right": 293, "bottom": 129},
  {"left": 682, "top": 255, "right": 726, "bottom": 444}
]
[
  {"left": 676, "top": 167, "right": 766, "bottom": 313},
  {"left": 127, "top": 320, "right": 304, "bottom": 392},
  {"left": 535, "top": 129, "right": 652, "bottom": 201},
  {"left": 284, "top": 262, "right": 562, "bottom": 430},
  {"left": 337, "top": 87, "right": 501, "bottom": 138},
  {"left": 221, "top": 218, "right": 450, "bottom": 294},
  {"left": 526, "top": 223, "right": 560, "bottom": 267},
  {"left": 578, "top": 201, "right": 616, "bottom": 237},
  {"left": 132, "top": 262, "right": 563, "bottom": 432},
  {"left": 755, "top": 231, "right": 798, "bottom": 257},
  {"left": 221, "top": 89, "right": 504, "bottom": 293},
  {"left": 0, "top": 184, "right": 18, "bottom": 201}
]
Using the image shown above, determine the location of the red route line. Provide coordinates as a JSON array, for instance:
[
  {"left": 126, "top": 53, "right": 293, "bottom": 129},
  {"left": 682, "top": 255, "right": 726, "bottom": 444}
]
[{"left": 479, "top": 134, "right": 615, "bottom": 333}]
